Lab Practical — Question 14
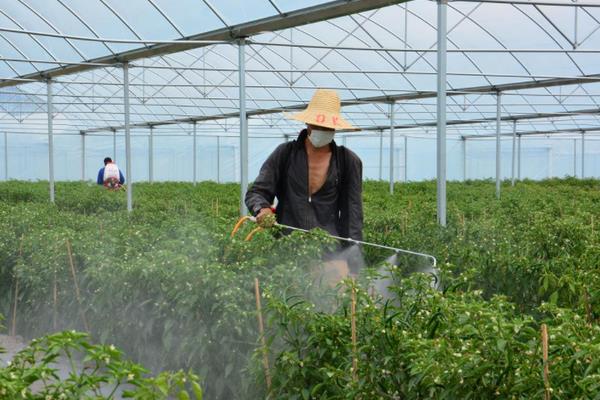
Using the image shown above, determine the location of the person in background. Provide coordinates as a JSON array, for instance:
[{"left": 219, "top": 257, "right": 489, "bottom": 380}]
[
  {"left": 245, "top": 89, "right": 363, "bottom": 286},
  {"left": 97, "top": 157, "right": 125, "bottom": 190}
]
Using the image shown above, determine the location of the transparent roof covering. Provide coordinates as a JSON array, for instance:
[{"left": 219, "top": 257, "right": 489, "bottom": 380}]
[{"left": 0, "top": 0, "right": 599, "bottom": 139}]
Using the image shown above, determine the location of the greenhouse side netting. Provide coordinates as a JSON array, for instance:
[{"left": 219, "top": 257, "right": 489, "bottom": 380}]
[{"left": 2, "top": 130, "right": 599, "bottom": 183}]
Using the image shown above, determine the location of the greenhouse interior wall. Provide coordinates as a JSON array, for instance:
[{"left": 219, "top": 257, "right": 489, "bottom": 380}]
[{"left": 3, "top": 130, "right": 599, "bottom": 183}]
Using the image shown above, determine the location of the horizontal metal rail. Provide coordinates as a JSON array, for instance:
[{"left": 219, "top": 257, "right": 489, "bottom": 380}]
[
  {"left": 452, "top": 0, "right": 600, "bottom": 7},
  {"left": 250, "top": 41, "right": 600, "bottom": 52}
]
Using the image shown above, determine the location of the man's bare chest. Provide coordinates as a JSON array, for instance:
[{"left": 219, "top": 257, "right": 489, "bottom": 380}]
[{"left": 307, "top": 152, "right": 332, "bottom": 195}]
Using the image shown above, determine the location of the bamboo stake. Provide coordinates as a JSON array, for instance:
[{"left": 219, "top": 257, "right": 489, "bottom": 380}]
[
  {"left": 216, "top": 197, "right": 219, "bottom": 217},
  {"left": 351, "top": 281, "right": 358, "bottom": 382},
  {"left": 541, "top": 324, "right": 551, "bottom": 400},
  {"left": 53, "top": 269, "right": 58, "bottom": 331},
  {"left": 10, "top": 280, "right": 19, "bottom": 337},
  {"left": 254, "top": 278, "right": 272, "bottom": 391},
  {"left": 10, "top": 236, "right": 24, "bottom": 337},
  {"left": 66, "top": 239, "right": 90, "bottom": 332}
]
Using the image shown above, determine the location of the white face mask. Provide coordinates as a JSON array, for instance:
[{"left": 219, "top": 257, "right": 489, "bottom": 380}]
[{"left": 308, "top": 129, "right": 335, "bottom": 148}]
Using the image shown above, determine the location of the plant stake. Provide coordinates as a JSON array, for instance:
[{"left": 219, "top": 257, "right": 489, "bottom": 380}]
[
  {"left": 10, "top": 235, "right": 24, "bottom": 337},
  {"left": 10, "top": 279, "right": 19, "bottom": 337},
  {"left": 53, "top": 269, "right": 58, "bottom": 330},
  {"left": 254, "top": 278, "right": 272, "bottom": 392},
  {"left": 541, "top": 323, "right": 550, "bottom": 400},
  {"left": 66, "top": 239, "right": 90, "bottom": 332},
  {"left": 351, "top": 280, "right": 358, "bottom": 382}
]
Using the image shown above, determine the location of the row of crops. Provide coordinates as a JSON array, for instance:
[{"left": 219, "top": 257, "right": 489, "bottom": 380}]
[{"left": 0, "top": 179, "right": 599, "bottom": 399}]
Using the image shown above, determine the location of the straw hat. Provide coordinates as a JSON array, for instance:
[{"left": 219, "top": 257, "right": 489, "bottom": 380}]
[{"left": 286, "top": 89, "right": 359, "bottom": 131}]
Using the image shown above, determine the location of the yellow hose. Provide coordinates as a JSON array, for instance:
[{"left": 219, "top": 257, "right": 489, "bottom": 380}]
[
  {"left": 245, "top": 227, "right": 264, "bottom": 241},
  {"left": 231, "top": 216, "right": 252, "bottom": 238}
]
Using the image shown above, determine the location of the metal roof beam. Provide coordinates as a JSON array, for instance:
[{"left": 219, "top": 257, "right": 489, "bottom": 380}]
[
  {"left": 79, "top": 105, "right": 599, "bottom": 134},
  {"left": 78, "top": 74, "right": 600, "bottom": 133},
  {"left": 0, "top": 0, "right": 410, "bottom": 88},
  {"left": 464, "top": 127, "right": 600, "bottom": 139},
  {"left": 452, "top": 0, "right": 600, "bottom": 7},
  {"left": 355, "top": 74, "right": 600, "bottom": 104},
  {"left": 357, "top": 108, "right": 600, "bottom": 133}
]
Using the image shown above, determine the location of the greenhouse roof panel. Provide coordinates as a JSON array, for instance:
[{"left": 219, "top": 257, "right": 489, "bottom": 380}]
[{"left": 0, "top": 0, "right": 599, "bottom": 139}]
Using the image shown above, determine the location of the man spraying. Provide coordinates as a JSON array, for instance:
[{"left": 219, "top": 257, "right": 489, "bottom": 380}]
[
  {"left": 97, "top": 157, "right": 125, "bottom": 190},
  {"left": 245, "top": 89, "right": 363, "bottom": 285}
]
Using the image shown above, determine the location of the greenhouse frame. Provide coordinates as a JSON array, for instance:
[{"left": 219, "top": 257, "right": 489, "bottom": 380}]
[{"left": 1, "top": 0, "right": 599, "bottom": 225}]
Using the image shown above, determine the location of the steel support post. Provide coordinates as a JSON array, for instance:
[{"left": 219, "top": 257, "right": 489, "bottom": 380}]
[
  {"left": 47, "top": 80, "right": 55, "bottom": 203},
  {"left": 548, "top": 147, "right": 553, "bottom": 179},
  {"left": 462, "top": 137, "right": 467, "bottom": 182},
  {"left": 495, "top": 92, "right": 502, "bottom": 199},
  {"left": 112, "top": 129, "right": 117, "bottom": 161},
  {"left": 517, "top": 134, "right": 522, "bottom": 180},
  {"left": 4, "top": 132, "right": 7, "bottom": 180},
  {"left": 581, "top": 132, "right": 585, "bottom": 178},
  {"left": 217, "top": 135, "right": 221, "bottom": 183},
  {"left": 404, "top": 135, "right": 408, "bottom": 182},
  {"left": 573, "top": 138, "right": 577, "bottom": 177},
  {"left": 239, "top": 38, "right": 249, "bottom": 216},
  {"left": 193, "top": 122, "right": 197, "bottom": 185},
  {"left": 149, "top": 126, "right": 154, "bottom": 183},
  {"left": 123, "top": 63, "right": 133, "bottom": 212},
  {"left": 511, "top": 120, "right": 516, "bottom": 186},
  {"left": 81, "top": 132, "right": 86, "bottom": 181},
  {"left": 436, "top": 0, "right": 447, "bottom": 226},
  {"left": 378, "top": 130, "right": 383, "bottom": 181},
  {"left": 389, "top": 102, "right": 395, "bottom": 194}
]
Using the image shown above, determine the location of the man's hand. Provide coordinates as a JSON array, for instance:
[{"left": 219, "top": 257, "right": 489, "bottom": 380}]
[{"left": 256, "top": 208, "right": 276, "bottom": 228}]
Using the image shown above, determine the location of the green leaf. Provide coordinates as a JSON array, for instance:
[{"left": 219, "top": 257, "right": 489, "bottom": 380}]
[
  {"left": 191, "top": 381, "right": 203, "bottom": 400},
  {"left": 496, "top": 339, "right": 507, "bottom": 352},
  {"left": 302, "top": 388, "right": 310, "bottom": 400},
  {"left": 178, "top": 390, "right": 191, "bottom": 400}
]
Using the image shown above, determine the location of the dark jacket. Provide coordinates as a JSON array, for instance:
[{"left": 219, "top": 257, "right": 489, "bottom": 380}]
[{"left": 245, "top": 129, "right": 363, "bottom": 241}]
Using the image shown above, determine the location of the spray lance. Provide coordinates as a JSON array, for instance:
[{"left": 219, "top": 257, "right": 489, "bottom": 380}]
[{"left": 231, "top": 216, "right": 440, "bottom": 291}]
